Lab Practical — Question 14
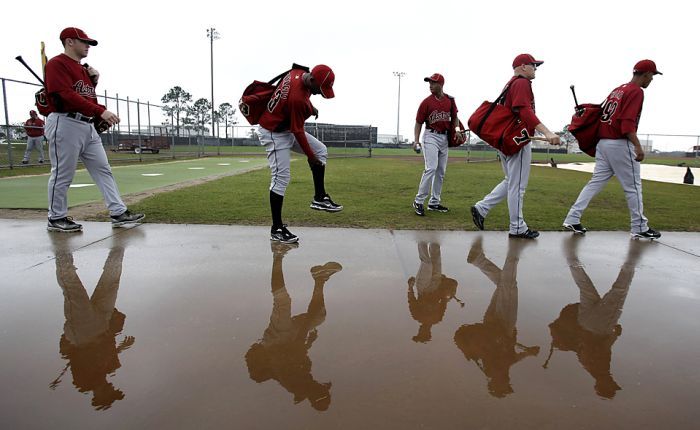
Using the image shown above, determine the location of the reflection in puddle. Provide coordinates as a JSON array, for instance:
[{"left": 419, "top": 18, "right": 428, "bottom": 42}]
[
  {"left": 245, "top": 242, "right": 343, "bottom": 411},
  {"left": 407, "top": 242, "right": 462, "bottom": 343},
  {"left": 545, "top": 237, "right": 651, "bottom": 399},
  {"left": 49, "top": 229, "right": 142, "bottom": 410},
  {"left": 455, "top": 237, "right": 540, "bottom": 398}
]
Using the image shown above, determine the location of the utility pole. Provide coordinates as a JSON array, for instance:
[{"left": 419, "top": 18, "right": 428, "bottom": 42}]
[
  {"left": 207, "top": 27, "right": 220, "bottom": 137},
  {"left": 393, "top": 71, "right": 405, "bottom": 145}
]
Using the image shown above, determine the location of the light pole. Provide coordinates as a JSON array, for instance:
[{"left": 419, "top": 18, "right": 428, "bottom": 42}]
[
  {"left": 393, "top": 71, "right": 405, "bottom": 146},
  {"left": 207, "top": 27, "right": 220, "bottom": 137}
]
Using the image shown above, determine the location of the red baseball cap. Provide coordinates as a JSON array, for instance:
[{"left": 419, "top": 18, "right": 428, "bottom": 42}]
[
  {"left": 311, "top": 64, "right": 335, "bottom": 99},
  {"left": 512, "top": 53, "right": 543, "bottom": 69},
  {"left": 59, "top": 27, "right": 98, "bottom": 46},
  {"left": 424, "top": 73, "right": 445, "bottom": 86},
  {"left": 634, "top": 59, "right": 662, "bottom": 75},
  {"left": 30, "top": 110, "right": 37, "bottom": 115}
]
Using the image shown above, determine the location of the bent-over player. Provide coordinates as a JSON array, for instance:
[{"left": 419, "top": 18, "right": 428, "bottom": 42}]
[
  {"left": 44, "top": 27, "right": 144, "bottom": 232},
  {"left": 256, "top": 64, "right": 342, "bottom": 244},
  {"left": 470, "top": 54, "right": 560, "bottom": 239},
  {"left": 412, "top": 73, "right": 464, "bottom": 216},
  {"left": 563, "top": 60, "right": 662, "bottom": 239}
]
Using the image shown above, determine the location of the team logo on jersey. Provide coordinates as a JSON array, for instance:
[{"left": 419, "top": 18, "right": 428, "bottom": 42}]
[
  {"left": 73, "top": 80, "right": 96, "bottom": 98},
  {"left": 513, "top": 128, "right": 531, "bottom": 145},
  {"left": 428, "top": 110, "right": 451, "bottom": 125},
  {"left": 238, "top": 98, "right": 250, "bottom": 117}
]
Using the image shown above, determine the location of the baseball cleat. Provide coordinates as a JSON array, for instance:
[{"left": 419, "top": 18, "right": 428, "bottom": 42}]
[
  {"left": 47, "top": 217, "right": 83, "bottom": 233},
  {"left": 563, "top": 223, "right": 587, "bottom": 234},
  {"left": 631, "top": 228, "right": 661, "bottom": 240},
  {"left": 270, "top": 224, "right": 299, "bottom": 243},
  {"left": 470, "top": 206, "right": 485, "bottom": 230},
  {"left": 111, "top": 210, "right": 145, "bottom": 228},
  {"left": 509, "top": 229, "right": 540, "bottom": 239},
  {"left": 428, "top": 204, "right": 449, "bottom": 213},
  {"left": 310, "top": 194, "right": 343, "bottom": 212},
  {"left": 413, "top": 201, "right": 425, "bottom": 216}
]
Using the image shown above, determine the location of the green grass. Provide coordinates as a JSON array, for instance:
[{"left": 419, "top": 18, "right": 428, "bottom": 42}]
[{"left": 129, "top": 157, "right": 700, "bottom": 231}]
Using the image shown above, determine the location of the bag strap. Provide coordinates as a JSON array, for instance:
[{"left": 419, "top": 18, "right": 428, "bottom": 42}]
[
  {"left": 475, "top": 76, "right": 523, "bottom": 135},
  {"left": 267, "top": 63, "right": 310, "bottom": 85}
]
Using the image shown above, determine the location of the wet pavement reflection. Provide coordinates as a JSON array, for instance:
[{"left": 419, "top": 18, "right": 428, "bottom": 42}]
[
  {"left": 1, "top": 221, "right": 699, "bottom": 429},
  {"left": 544, "top": 236, "right": 648, "bottom": 399},
  {"left": 456, "top": 237, "right": 540, "bottom": 398},
  {"left": 49, "top": 229, "right": 141, "bottom": 410},
  {"left": 245, "top": 242, "right": 342, "bottom": 411}
]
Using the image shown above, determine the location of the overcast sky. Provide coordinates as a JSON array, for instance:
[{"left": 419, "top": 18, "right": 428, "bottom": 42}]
[{"left": 2, "top": 0, "right": 698, "bottom": 151}]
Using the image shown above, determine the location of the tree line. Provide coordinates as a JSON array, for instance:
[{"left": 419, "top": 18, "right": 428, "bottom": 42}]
[{"left": 160, "top": 86, "right": 238, "bottom": 138}]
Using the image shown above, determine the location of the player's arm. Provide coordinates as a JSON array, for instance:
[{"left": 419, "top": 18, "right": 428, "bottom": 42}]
[
  {"left": 451, "top": 99, "right": 465, "bottom": 144},
  {"left": 45, "top": 61, "right": 105, "bottom": 117},
  {"left": 289, "top": 102, "right": 319, "bottom": 164},
  {"left": 414, "top": 122, "right": 423, "bottom": 150},
  {"left": 619, "top": 90, "right": 645, "bottom": 161},
  {"left": 625, "top": 131, "right": 644, "bottom": 161}
]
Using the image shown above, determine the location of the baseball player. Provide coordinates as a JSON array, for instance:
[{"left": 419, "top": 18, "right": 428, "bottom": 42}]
[
  {"left": 22, "top": 110, "right": 45, "bottom": 164},
  {"left": 44, "top": 27, "right": 144, "bottom": 232},
  {"left": 470, "top": 54, "right": 561, "bottom": 239},
  {"left": 245, "top": 242, "right": 342, "bottom": 411},
  {"left": 256, "top": 64, "right": 342, "bottom": 244},
  {"left": 563, "top": 60, "right": 663, "bottom": 239},
  {"left": 411, "top": 73, "right": 464, "bottom": 216}
]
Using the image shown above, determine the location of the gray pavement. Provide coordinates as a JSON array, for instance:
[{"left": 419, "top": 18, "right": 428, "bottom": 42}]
[{"left": 1, "top": 219, "right": 699, "bottom": 429}]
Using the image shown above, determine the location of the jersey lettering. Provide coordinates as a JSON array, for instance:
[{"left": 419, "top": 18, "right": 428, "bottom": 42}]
[
  {"left": 601, "top": 99, "right": 618, "bottom": 123},
  {"left": 267, "top": 73, "right": 291, "bottom": 113},
  {"left": 513, "top": 128, "right": 530, "bottom": 145}
]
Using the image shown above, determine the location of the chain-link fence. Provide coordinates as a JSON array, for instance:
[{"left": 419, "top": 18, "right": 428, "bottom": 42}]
[{"left": 1, "top": 77, "right": 376, "bottom": 168}]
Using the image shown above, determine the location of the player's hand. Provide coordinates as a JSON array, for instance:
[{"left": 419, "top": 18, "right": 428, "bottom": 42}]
[
  {"left": 544, "top": 132, "right": 561, "bottom": 146},
  {"left": 634, "top": 147, "right": 645, "bottom": 162},
  {"left": 100, "top": 110, "right": 120, "bottom": 126},
  {"left": 413, "top": 142, "right": 422, "bottom": 154},
  {"left": 455, "top": 131, "right": 466, "bottom": 144},
  {"left": 308, "top": 155, "right": 322, "bottom": 166}
]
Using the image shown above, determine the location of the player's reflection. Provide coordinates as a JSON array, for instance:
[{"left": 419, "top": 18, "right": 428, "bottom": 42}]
[
  {"left": 407, "top": 241, "right": 462, "bottom": 343},
  {"left": 246, "top": 242, "right": 343, "bottom": 411},
  {"left": 454, "top": 237, "right": 540, "bottom": 398},
  {"left": 545, "top": 237, "right": 649, "bottom": 399},
  {"left": 49, "top": 229, "right": 140, "bottom": 410}
]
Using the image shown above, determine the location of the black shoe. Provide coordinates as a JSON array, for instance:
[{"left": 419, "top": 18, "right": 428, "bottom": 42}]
[
  {"left": 632, "top": 228, "right": 661, "bottom": 240},
  {"left": 563, "top": 223, "right": 587, "bottom": 235},
  {"left": 271, "top": 224, "right": 299, "bottom": 243},
  {"left": 509, "top": 229, "right": 540, "bottom": 239},
  {"left": 413, "top": 201, "right": 425, "bottom": 216},
  {"left": 39, "top": 160, "right": 44, "bottom": 164},
  {"left": 47, "top": 217, "right": 83, "bottom": 233},
  {"left": 470, "top": 206, "right": 485, "bottom": 230},
  {"left": 21, "top": 160, "right": 29, "bottom": 165},
  {"left": 111, "top": 210, "right": 145, "bottom": 228},
  {"left": 310, "top": 194, "right": 343, "bottom": 212},
  {"left": 428, "top": 204, "right": 449, "bottom": 213}
]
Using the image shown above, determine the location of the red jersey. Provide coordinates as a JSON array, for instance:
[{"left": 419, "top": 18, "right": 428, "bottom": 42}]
[
  {"left": 44, "top": 53, "right": 106, "bottom": 118},
  {"left": 416, "top": 94, "right": 457, "bottom": 133},
  {"left": 258, "top": 68, "right": 315, "bottom": 157},
  {"left": 24, "top": 118, "right": 45, "bottom": 137},
  {"left": 598, "top": 82, "right": 644, "bottom": 139},
  {"left": 503, "top": 76, "right": 540, "bottom": 132}
]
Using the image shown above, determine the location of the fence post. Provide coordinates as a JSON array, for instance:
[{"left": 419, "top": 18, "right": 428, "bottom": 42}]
[
  {"left": 116, "top": 93, "right": 121, "bottom": 135},
  {"left": 1, "top": 79, "right": 14, "bottom": 168},
  {"left": 170, "top": 112, "right": 175, "bottom": 159},
  {"left": 368, "top": 125, "right": 373, "bottom": 158},
  {"left": 136, "top": 99, "right": 142, "bottom": 162},
  {"left": 105, "top": 90, "right": 115, "bottom": 152}
]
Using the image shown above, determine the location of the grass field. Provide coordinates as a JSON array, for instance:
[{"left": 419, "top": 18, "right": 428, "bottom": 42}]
[{"left": 128, "top": 157, "right": 700, "bottom": 232}]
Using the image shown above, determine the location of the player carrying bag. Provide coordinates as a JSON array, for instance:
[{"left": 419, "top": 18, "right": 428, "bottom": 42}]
[
  {"left": 467, "top": 77, "right": 532, "bottom": 156},
  {"left": 239, "top": 63, "right": 310, "bottom": 126},
  {"left": 567, "top": 103, "right": 602, "bottom": 157}
]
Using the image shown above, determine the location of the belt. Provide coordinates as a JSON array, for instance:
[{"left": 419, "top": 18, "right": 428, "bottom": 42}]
[
  {"left": 426, "top": 128, "right": 447, "bottom": 135},
  {"left": 65, "top": 112, "right": 94, "bottom": 123}
]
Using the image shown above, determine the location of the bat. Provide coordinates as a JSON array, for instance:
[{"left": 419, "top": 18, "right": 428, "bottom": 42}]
[{"left": 15, "top": 55, "right": 44, "bottom": 85}]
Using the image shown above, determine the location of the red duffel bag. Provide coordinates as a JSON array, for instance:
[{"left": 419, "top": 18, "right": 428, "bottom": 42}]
[
  {"left": 467, "top": 77, "right": 533, "bottom": 156},
  {"left": 239, "top": 63, "right": 309, "bottom": 126},
  {"left": 567, "top": 103, "right": 602, "bottom": 157}
]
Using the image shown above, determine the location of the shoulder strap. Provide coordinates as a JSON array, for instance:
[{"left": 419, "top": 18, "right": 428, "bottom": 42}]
[
  {"left": 267, "top": 63, "right": 311, "bottom": 85},
  {"left": 475, "top": 77, "right": 524, "bottom": 135}
]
